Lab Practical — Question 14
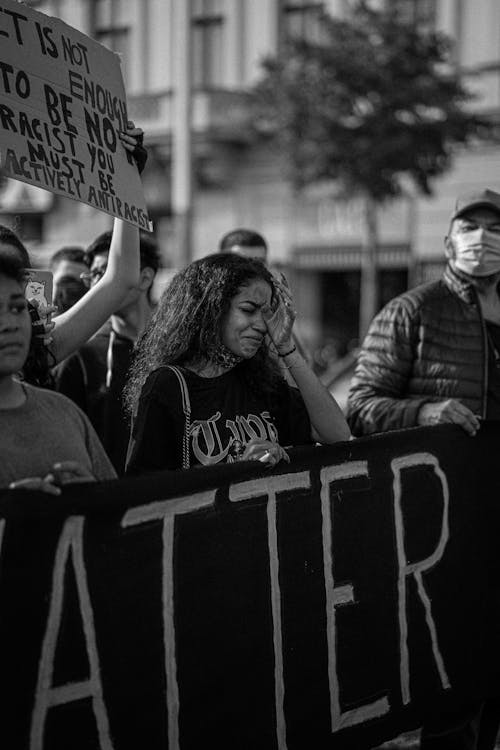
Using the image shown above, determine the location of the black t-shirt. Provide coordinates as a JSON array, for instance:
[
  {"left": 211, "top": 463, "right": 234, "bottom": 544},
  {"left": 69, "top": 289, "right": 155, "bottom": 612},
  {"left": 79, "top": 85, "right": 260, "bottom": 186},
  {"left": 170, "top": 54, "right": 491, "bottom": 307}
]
[
  {"left": 486, "top": 321, "right": 500, "bottom": 420},
  {"left": 126, "top": 366, "right": 312, "bottom": 474}
]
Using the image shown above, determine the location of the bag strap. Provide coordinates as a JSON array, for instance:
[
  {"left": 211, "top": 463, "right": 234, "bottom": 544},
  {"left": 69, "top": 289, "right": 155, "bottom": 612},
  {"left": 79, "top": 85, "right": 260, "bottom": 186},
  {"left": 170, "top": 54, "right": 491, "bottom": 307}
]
[{"left": 167, "top": 365, "right": 192, "bottom": 469}]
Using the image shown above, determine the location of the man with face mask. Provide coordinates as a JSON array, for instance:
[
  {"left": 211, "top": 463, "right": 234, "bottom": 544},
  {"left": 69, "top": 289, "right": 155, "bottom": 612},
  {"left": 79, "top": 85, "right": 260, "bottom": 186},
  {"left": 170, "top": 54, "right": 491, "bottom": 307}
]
[
  {"left": 347, "top": 189, "right": 500, "bottom": 749},
  {"left": 347, "top": 188, "right": 500, "bottom": 437}
]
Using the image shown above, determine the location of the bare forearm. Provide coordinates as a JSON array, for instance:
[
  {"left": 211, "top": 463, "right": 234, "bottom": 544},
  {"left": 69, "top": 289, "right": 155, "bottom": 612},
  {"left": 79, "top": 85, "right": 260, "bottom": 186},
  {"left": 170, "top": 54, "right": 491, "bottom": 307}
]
[
  {"left": 283, "top": 350, "right": 352, "bottom": 443},
  {"left": 104, "top": 218, "right": 140, "bottom": 287},
  {"left": 51, "top": 219, "right": 139, "bottom": 362}
]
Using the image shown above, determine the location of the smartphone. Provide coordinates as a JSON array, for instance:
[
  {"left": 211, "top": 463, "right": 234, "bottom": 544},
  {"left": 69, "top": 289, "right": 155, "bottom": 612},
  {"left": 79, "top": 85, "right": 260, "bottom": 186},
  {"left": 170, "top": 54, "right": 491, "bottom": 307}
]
[{"left": 23, "top": 269, "right": 53, "bottom": 323}]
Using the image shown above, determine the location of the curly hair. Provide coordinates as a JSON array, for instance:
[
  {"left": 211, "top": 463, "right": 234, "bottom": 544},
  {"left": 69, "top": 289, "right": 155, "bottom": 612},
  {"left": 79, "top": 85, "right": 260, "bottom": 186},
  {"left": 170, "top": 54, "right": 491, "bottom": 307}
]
[{"left": 124, "top": 252, "right": 282, "bottom": 415}]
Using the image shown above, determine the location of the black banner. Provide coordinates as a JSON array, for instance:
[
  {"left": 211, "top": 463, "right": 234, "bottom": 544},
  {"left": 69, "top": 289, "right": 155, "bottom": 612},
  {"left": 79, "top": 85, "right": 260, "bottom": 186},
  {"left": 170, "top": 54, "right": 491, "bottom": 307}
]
[{"left": 1, "top": 423, "right": 499, "bottom": 749}]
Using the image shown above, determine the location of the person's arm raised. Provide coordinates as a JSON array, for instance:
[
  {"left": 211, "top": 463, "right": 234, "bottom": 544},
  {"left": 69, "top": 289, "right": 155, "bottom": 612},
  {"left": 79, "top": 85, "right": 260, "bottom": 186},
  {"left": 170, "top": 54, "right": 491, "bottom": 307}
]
[
  {"left": 49, "top": 124, "right": 144, "bottom": 364},
  {"left": 264, "top": 274, "right": 351, "bottom": 444},
  {"left": 51, "top": 219, "right": 139, "bottom": 364}
]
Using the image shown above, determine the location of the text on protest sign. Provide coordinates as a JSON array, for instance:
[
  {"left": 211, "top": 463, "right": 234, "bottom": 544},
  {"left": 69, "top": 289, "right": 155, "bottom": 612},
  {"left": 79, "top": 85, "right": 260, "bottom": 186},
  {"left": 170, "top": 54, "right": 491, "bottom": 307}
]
[{"left": 0, "top": 0, "right": 152, "bottom": 230}]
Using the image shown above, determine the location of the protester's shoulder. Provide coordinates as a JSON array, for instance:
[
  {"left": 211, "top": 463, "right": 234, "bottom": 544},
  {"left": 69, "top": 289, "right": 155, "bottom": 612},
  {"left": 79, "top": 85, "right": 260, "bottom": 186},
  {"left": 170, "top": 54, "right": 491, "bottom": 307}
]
[
  {"left": 141, "top": 366, "right": 187, "bottom": 402},
  {"left": 24, "top": 383, "right": 91, "bottom": 422},
  {"left": 377, "top": 279, "right": 446, "bottom": 320},
  {"left": 145, "top": 365, "right": 182, "bottom": 386}
]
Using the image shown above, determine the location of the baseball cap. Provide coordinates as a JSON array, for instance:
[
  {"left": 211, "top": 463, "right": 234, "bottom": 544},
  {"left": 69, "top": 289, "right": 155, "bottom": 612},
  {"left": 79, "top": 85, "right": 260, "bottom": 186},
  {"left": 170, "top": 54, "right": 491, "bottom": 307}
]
[{"left": 452, "top": 188, "right": 500, "bottom": 221}]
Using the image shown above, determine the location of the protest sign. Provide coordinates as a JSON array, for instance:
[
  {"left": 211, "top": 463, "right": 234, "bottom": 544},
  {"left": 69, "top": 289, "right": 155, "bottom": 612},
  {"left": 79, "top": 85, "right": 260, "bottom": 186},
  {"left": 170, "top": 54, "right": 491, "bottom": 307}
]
[
  {"left": 1, "top": 423, "right": 499, "bottom": 749},
  {"left": 0, "top": 0, "right": 152, "bottom": 230}
]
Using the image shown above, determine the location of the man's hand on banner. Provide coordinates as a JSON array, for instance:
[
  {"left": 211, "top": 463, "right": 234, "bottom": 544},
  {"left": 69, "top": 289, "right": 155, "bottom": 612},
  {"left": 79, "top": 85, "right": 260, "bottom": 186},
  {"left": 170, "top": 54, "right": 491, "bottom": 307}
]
[
  {"left": 417, "top": 399, "right": 481, "bottom": 436},
  {"left": 120, "top": 120, "right": 147, "bottom": 175}
]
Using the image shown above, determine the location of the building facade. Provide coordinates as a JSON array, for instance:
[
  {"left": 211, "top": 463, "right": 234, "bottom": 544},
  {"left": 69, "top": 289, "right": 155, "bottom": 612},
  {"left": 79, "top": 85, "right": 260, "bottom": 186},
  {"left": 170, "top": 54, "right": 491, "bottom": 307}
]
[{"left": 2, "top": 0, "right": 500, "bottom": 353}]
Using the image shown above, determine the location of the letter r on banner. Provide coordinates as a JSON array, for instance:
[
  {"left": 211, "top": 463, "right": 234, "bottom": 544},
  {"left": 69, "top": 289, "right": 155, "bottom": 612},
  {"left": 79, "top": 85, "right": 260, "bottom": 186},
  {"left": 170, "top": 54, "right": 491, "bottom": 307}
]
[{"left": 392, "top": 452, "right": 451, "bottom": 706}]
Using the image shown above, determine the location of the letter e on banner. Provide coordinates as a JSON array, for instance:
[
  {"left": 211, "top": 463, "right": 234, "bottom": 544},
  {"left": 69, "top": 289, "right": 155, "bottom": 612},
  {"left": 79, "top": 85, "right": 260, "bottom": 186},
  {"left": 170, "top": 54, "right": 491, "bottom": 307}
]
[{"left": 320, "top": 461, "right": 391, "bottom": 732}]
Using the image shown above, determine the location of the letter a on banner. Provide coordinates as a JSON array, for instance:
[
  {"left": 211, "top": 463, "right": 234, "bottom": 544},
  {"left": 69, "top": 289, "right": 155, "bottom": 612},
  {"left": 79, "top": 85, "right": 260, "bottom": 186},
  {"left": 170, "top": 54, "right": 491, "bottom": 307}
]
[{"left": 30, "top": 516, "right": 114, "bottom": 750}]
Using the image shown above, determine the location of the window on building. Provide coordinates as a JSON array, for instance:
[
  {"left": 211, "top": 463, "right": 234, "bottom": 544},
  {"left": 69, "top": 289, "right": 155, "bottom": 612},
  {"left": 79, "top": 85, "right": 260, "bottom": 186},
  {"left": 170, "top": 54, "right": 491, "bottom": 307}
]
[
  {"left": 192, "top": 0, "right": 225, "bottom": 89},
  {"left": 386, "top": 0, "right": 437, "bottom": 28},
  {"left": 1, "top": 213, "right": 43, "bottom": 244},
  {"left": 283, "top": 2, "right": 326, "bottom": 44},
  {"left": 91, "top": 0, "right": 131, "bottom": 83},
  {"left": 320, "top": 266, "right": 408, "bottom": 352}
]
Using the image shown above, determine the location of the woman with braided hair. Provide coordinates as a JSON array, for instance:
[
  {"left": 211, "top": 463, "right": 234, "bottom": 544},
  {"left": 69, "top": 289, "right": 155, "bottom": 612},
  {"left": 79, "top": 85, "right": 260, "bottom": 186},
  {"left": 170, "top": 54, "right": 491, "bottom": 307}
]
[{"left": 125, "top": 252, "right": 351, "bottom": 474}]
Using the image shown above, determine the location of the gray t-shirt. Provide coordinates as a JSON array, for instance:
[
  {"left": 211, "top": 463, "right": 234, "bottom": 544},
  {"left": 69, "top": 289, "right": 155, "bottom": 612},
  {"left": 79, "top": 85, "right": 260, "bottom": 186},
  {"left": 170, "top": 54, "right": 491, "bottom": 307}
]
[{"left": 0, "top": 383, "right": 116, "bottom": 488}]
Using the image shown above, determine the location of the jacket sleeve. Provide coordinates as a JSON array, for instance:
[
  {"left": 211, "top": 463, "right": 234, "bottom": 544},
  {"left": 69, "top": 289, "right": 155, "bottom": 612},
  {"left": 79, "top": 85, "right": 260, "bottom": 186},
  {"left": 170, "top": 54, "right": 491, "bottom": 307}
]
[{"left": 346, "top": 297, "right": 432, "bottom": 436}]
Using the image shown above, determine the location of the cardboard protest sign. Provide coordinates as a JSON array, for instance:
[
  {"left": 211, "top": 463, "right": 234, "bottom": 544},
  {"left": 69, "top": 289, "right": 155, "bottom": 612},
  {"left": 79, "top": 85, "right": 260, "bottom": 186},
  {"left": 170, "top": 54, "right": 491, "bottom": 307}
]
[
  {"left": 0, "top": 423, "right": 499, "bottom": 749},
  {"left": 0, "top": 0, "right": 152, "bottom": 230}
]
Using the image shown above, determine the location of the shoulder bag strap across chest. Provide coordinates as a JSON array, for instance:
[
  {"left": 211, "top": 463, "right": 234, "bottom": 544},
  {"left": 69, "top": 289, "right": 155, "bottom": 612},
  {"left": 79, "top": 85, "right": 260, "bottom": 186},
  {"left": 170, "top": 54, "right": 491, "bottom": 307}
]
[{"left": 167, "top": 365, "right": 192, "bottom": 469}]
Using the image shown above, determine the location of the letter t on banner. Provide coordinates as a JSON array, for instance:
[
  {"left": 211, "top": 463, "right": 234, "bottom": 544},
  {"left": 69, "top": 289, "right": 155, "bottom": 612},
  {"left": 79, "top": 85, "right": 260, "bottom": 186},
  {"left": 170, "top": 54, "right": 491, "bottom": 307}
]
[
  {"left": 230, "top": 471, "right": 311, "bottom": 750},
  {"left": 122, "top": 490, "right": 216, "bottom": 750}
]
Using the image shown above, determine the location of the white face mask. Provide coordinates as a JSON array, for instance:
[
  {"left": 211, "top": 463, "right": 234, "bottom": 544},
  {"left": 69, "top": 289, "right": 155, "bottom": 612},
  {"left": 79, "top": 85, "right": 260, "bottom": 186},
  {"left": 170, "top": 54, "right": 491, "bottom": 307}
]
[{"left": 452, "top": 227, "right": 500, "bottom": 277}]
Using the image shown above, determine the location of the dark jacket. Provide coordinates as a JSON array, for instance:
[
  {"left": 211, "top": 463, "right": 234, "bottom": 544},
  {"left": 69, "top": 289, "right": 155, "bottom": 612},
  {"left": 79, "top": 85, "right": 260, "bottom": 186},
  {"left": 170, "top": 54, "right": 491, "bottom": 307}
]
[{"left": 347, "top": 264, "right": 488, "bottom": 436}]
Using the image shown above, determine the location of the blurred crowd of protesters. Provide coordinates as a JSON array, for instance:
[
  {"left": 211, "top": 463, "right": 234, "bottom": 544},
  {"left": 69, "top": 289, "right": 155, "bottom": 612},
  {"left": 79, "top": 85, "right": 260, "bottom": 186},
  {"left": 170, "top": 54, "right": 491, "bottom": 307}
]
[{"left": 1, "top": 117, "right": 500, "bottom": 747}]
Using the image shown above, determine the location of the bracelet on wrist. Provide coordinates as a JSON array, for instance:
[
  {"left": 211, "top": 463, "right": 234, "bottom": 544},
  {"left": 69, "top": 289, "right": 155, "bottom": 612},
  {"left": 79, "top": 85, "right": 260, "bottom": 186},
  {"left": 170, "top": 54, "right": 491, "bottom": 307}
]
[{"left": 278, "top": 345, "right": 297, "bottom": 358}]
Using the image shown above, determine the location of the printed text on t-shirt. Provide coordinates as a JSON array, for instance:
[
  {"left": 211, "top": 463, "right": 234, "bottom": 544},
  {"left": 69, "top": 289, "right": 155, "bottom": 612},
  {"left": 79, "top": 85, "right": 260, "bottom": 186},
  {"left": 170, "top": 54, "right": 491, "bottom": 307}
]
[{"left": 191, "top": 410, "right": 279, "bottom": 465}]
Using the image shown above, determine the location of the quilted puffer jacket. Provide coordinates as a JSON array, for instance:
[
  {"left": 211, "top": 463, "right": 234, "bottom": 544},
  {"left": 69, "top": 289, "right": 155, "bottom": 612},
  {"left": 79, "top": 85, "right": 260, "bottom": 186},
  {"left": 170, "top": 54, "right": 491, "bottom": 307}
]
[{"left": 347, "top": 264, "right": 488, "bottom": 436}]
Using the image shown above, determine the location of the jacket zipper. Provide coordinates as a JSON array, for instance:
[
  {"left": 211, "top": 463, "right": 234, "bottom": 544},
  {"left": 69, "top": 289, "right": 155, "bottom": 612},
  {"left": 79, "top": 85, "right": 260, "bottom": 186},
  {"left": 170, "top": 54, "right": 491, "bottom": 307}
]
[{"left": 474, "top": 287, "right": 488, "bottom": 418}]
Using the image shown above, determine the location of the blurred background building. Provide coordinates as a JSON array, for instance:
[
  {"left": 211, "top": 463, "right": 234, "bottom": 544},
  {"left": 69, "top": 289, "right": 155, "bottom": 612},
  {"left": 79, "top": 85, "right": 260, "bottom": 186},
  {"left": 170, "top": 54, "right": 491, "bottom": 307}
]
[{"left": 2, "top": 0, "right": 500, "bottom": 375}]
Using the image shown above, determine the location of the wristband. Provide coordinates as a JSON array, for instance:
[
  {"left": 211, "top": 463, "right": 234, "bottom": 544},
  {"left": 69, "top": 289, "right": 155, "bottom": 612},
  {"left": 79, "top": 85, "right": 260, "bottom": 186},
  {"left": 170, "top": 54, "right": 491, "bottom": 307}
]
[{"left": 278, "top": 345, "right": 297, "bottom": 358}]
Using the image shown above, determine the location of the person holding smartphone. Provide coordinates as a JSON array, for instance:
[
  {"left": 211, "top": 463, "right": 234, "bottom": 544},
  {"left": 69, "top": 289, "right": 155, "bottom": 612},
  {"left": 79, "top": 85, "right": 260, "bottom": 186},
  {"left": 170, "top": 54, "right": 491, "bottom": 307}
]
[
  {"left": 0, "top": 255, "right": 116, "bottom": 493},
  {"left": 124, "top": 252, "right": 350, "bottom": 474}
]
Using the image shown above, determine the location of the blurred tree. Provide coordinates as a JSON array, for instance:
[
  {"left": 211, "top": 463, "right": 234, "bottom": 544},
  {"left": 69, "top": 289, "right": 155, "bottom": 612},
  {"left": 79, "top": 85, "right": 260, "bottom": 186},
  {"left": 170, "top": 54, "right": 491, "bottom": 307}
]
[{"left": 253, "top": 1, "right": 493, "bottom": 337}]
